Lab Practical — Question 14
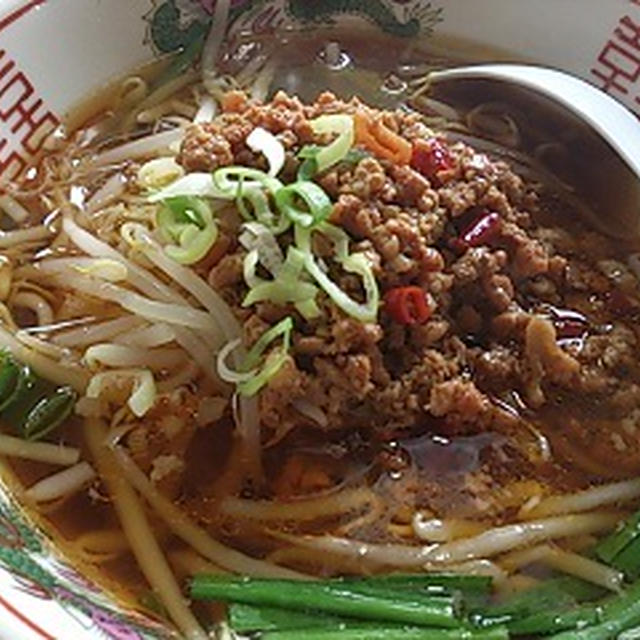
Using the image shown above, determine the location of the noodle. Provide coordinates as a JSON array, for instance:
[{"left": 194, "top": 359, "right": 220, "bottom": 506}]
[
  {"left": 94, "top": 129, "right": 185, "bottom": 166},
  {"left": 117, "top": 76, "right": 149, "bottom": 110},
  {"left": 500, "top": 544, "right": 624, "bottom": 592},
  {"left": 11, "top": 292, "right": 54, "bottom": 326},
  {"left": 86, "top": 173, "right": 126, "bottom": 214},
  {"left": 112, "top": 322, "right": 176, "bottom": 348},
  {"left": 122, "top": 71, "right": 199, "bottom": 132},
  {"left": 120, "top": 224, "right": 262, "bottom": 475},
  {"left": 84, "top": 418, "right": 207, "bottom": 640},
  {"left": 0, "top": 434, "right": 79, "bottom": 465},
  {"left": 137, "top": 99, "right": 196, "bottom": 124},
  {"left": 220, "top": 487, "right": 378, "bottom": 522},
  {"left": 424, "top": 559, "right": 508, "bottom": 584},
  {"left": 266, "top": 546, "right": 381, "bottom": 575},
  {"left": 0, "top": 194, "right": 30, "bottom": 224},
  {"left": 519, "top": 478, "right": 640, "bottom": 519},
  {"left": 0, "top": 322, "right": 88, "bottom": 391},
  {"left": 112, "top": 446, "right": 309, "bottom": 579},
  {"left": 15, "top": 330, "right": 70, "bottom": 359},
  {"left": 0, "top": 225, "right": 51, "bottom": 249},
  {"left": 169, "top": 549, "right": 229, "bottom": 577},
  {"left": 272, "top": 512, "right": 621, "bottom": 568},
  {"left": 42, "top": 270, "right": 215, "bottom": 332},
  {"left": 291, "top": 398, "right": 329, "bottom": 428},
  {"left": 499, "top": 544, "right": 552, "bottom": 571},
  {"left": 421, "top": 513, "right": 622, "bottom": 565},
  {"left": 171, "top": 325, "right": 221, "bottom": 385},
  {"left": 72, "top": 529, "right": 130, "bottom": 564},
  {"left": 61, "top": 216, "right": 191, "bottom": 305},
  {"left": 251, "top": 59, "right": 278, "bottom": 102},
  {"left": 26, "top": 462, "right": 96, "bottom": 503},
  {"left": 466, "top": 102, "right": 521, "bottom": 148},
  {"left": 123, "top": 224, "right": 240, "bottom": 341},
  {"left": 0, "top": 258, "right": 11, "bottom": 301},
  {"left": 52, "top": 316, "right": 144, "bottom": 348},
  {"left": 201, "top": 0, "right": 231, "bottom": 86},
  {"left": 84, "top": 344, "right": 186, "bottom": 370},
  {"left": 86, "top": 369, "right": 157, "bottom": 418},
  {"left": 412, "top": 514, "right": 489, "bottom": 542},
  {"left": 194, "top": 95, "right": 217, "bottom": 124},
  {"left": 234, "top": 54, "right": 271, "bottom": 89}
]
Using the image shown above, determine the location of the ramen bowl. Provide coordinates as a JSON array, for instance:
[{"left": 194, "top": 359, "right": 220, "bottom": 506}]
[{"left": 0, "top": 0, "right": 638, "bottom": 638}]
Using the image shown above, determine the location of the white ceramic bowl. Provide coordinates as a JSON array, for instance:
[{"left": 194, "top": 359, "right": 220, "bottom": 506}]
[{"left": 0, "top": 0, "right": 637, "bottom": 637}]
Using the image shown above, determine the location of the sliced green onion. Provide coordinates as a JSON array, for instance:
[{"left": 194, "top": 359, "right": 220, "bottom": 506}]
[
  {"left": 22, "top": 386, "right": 77, "bottom": 441},
  {"left": 0, "top": 363, "right": 34, "bottom": 413},
  {"left": 0, "top": 352, "right": 21, "bottom": 412},
  {"left": 296, "top": 146, "right": 321, "bottom": 181},
  {"left": 297, "top": 146, "right": 367, "bottom": 181},
  {"left": 0, "top": 351, "right": 76, "bottom": 441},
  {"left": 243, "top": 249, "right": 261, "bottom": 289},
  {"left": 212, "top": 167, "right": 283, "bottom": 198},
  {"left": 295, "top": 297, "right": 321, "bottom": 319},
  {"left": 138, "top": 157, "right": 185, "bottom": 191},
  {"left": 246, "top": 127, "right": 285, "bottom": 177},
  {"left": 298, "top": 146, "right": 321, "bottom": 159},
  {"left": 296, "top": 116, "right": 359, "bottom": 180},
  {"left": 297, "top": 158, "right": 317, "bottom": 181},
  {"left": 165, "top": 224, "right": 217, "bottom": 265},
  {"left": 309, "top": 114, "right": 355, "bottom": 173},
  {"left": 156, "top": 196, "right": 217, "bottom": 265},
  {"left": 147, "top": 172, "right": 220, "bottom": 203},
  {"left": 239, "top": 222, "right": 285, "bottom": 277},
  {"left": 213, "top": 167, "right": 289, "bottom": 234},
  {"left": 236, "top": 184, "right": 290, "bottom": 235},
  {"left": 1, "top": 367, "right": 49, "bottom": 430},
  {"left": 237, "top": 317, "right": 293, "bottom": 397},
  {"left": 159, "top": 196, "right": 208, "bottom": 231},
  {"left": 243, "top": 247, "right": 319, "bottom": 319},
  {"left": 315, "top": 222, "right": 350, "bottom": 261},
  {"left": 217, "top": 319, "right": 294, "bottom": 398},
  {"left": 343, "top": 148, "right": 371, "bottom": 165},
  {"left": 295, "top": 224, "right": 379, "bottom": 323},
  {"left": 275, "top": 181, "right": 333, "bottom": 228},
  {"left": 86, "top": 369, "right": 156, "bottom": 418}
]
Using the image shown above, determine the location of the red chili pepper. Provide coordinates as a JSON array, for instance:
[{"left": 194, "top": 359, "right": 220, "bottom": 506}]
[
  {"left": 555, "top": 320, "right": 587, "bottom": 339},
  {"left": 410, "top": 139, "right": 454, "bottom": 181},
  {"left": 384, "top": 286, "right": 434, "bottom": 325},
  {"left": 548, "top": 306, "right": 589, "bottom": 339},
  {"left": 449, "top": 211, "right": 501, "bottom": 253}
]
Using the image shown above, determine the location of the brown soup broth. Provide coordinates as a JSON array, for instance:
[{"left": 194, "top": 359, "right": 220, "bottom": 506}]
[{"left": 2, "top": 27, "right": 640, "bottom": 623}]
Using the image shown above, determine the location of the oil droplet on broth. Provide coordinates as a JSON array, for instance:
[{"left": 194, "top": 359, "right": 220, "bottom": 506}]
[
  {"left": 318, "top": 41, "right": 352, "bottom": 71},
  {"left": 381, "top": 74, "right": 408, "bottom": 95},
  {"left": 402, "top": 432, "right": 503, "bottom": 479},
  {"left": 234, "top": 30, "right": 417, "bottom": 108}
]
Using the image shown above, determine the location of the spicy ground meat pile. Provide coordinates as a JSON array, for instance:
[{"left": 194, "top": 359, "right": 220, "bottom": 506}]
[{"left": 179, "top": 89, "right": 640, "bottom": 482}]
